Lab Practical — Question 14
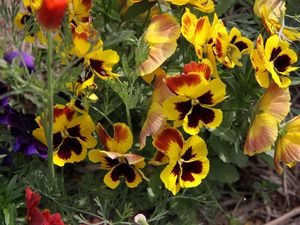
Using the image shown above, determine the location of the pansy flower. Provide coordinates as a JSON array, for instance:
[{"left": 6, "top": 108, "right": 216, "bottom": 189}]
[
  {"left": 211, "top": 24, "right": 253, "bottom": 68},
  {"left": 71, "top": 23, "right": 120, "bottom": 80},
  {"left": 244, "top": 82, "right": 290, "bottom": 155},
  {"left": 68, "top": 0, "right": 92, "bottom": 25},
  {"left": 14, "top": 0, "right": 46, "bottom": 44},
  {"left": 163, "top": 65, "right": 226, "bottom": 135},
  {"left": 181, "top": 8, "right": 221, "bottom": 75},
  {"left": 88, "top": 123, "right": 146, "bottom": 189},
  {"left": 254, "top": 0, "right": 300, "bottom": 41},
  {"left": 4, "top": 50, "right": 35, "bottom": 72},
  {"left": 167, "top": 0, "right": 215, "bottom": 13},
  {"left": 251, "top": 34, "right": 298, "bottom": 88},
  {"left": 274, "top": 115, "right": 300, "bottom": 174},
  {"left": 139, "top": 68, "right": 174, "bottom": 149},
  {"left": 33, "top": 104, "right": 97, "bottom": 166},
  {"left": 181, "top": 9, "right": 220, "bottom": 59},
  {"left": 139, "top": 13, "right": 181, "bottom": 76},
  {"left": 153, "top": 127, "right": 209, "bottom": 195}
]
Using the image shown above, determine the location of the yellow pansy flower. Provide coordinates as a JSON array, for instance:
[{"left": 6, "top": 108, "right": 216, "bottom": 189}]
[
  {"left": 33, "top": 105, "right": 97, "bottom": 166},
  {"left": 244, "top": 82, "right": 290, "bottom": 156},
  {"left": 153, "top": 127, "right": 209, "bottom": 195},
  {"left": 88, "top": 123, "right": 146, "bottom": 189},
  {"left": 251, "top": 34, "right": 298, "bottom": 88}
]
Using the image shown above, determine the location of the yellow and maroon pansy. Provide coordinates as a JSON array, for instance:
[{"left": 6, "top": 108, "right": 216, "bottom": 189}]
[
  {"left": 139, "top": 13, "right": 181, "bottom": 76},
  {"left": 14, "top": 0, "right": 46, "bottom": 44},
  {"left": 181, "top": 9, "right": 221, "bottom": 76},
  {"left": 244, "top": 82, "right": 290, "bottom": 155},
  {"left": 181, "top": 9, "right": 219, "bottom": 59},
  {"left": 33, "top": 104, "right": 97, "bottom": 166},
  {"left": 70, "top": 23, "right": 120, "bottom": 80},
  {"left": 88, "top": 123, "right": 146, "bottom": 189},
  {"left": 254, "top": 0, "right": 300, "bottom": 41},
  {"left": 212, "top": 24, "right": 253, "bottom": 68},
  {"left": 84, "top": 49, "right": 120, "bottom": 80},
  {"left": 153, "top": 127, "right": 209, "bottom": 195},
  {"left": 182, "top": 59, "right": 213, "bottom": 81},
  {"left": 274, "top": 116, "right": 300, "bottom": 174},
  {"left": 251, "top": 34, "right": 298, "bottom": 88},
  {"left": 68, "top": 0, "right": 92, "bottom": 25},
  {"left": 163, "top": 75, "right": 226, "bottom": 135}
]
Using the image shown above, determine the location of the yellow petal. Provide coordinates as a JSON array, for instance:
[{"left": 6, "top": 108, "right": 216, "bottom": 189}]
[
  {"left": 181, "top": 8, "right": 197, "bottom": 44},
  {"left": 144, "top": 13, "right": 181, "bottom": 44},
  {"left": 139, "top": 42, "right": 178, "bottom": 76},
  {"left": 275, "top": 133, "right": 300, "bottom": 174},
  {"left": 160, "top": 161, "right": 181, "bottom": 195},
  {"left": 244, "top": 113, "right": 278, "bottom": 156},
  {"left": 258, "top": 81, "right": 290, "bottom": 122}
]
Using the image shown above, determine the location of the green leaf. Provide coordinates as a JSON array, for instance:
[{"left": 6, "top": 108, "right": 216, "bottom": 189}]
[
  {"left": 290, "top": 77, "right": 300, "bottom": 86},
  {"left": 216, "top": 0, "right": 237, "bottom": 16},
  {"left": 209, "top": 136, "right": 249, "bottom": 168},
  {"left": 207, "top": 158, "right": 240, "bottom": 183},
  {"left": 123, "top": 0, "right": 156, "bottom": 21}
]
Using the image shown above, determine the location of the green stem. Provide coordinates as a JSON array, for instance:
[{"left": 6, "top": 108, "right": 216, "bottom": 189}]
[
  {"left": 45, "top": 31, "right": 55, "bottom": 180},
  {"left": 125, "top": 103, "right": 132, "bottom": 130}
]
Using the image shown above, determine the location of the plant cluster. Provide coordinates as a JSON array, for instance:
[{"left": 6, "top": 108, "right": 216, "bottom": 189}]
[{"left": 0, "top": 0, "right": 300, "bottom": 224}]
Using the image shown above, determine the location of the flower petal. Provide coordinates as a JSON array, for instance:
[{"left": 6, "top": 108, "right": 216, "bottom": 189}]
[
  {"left": 104, "top": 164, "right": 143, "bottom": 189},
  {"left": 181, "top": 135, "right": 208, "bottom": 160},
  {"left": 53, "top": 137, "right": 87, "bottom": 166},
  {"left": 275, "top": 133, "right": 300, "bottom": 174},
  {"left": 160, "top": 161, "right": 181, "bottom": 195},
  {"left": 165, "top": 74, "right": 208, "bottom": 98},
  {"left": 139, "top": 71, "right": 174, "bottom": 149},
  {"left": 183, "top": 105, "right": 222, "bottom": 135},
  {"left": 144, "top": 13, "right": 181, "bottom": 44},
  {"left": 152, "top": 127, "right": 183, "bottom": 160},
  {"left": 181, "top": 8, "right": 197, "bottom": 44},
  {"left": 139, "top": 42, "right": 178, "bottom": 76},
  {"left": 258, "top": 81, "right": 290, "bottom": 122},
  {"left": 163, "top": 96, "right": 192, "bottom": 121},
  {"left": 244, "top": 113, "right": 278, "bottom": 156},
  {"left": 179, "top": 157, "right": 209, "bottom": 188}
]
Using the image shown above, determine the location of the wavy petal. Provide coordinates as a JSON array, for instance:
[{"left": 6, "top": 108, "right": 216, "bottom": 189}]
[
  {"left": 244, "top": 113, "right": 278, "bottom": 156},
  {"left": 275, "top": 133, "right": 300, "bottom": 174},
  {"left": 258, "top": 82, "right": 290, "bottom": 122}
]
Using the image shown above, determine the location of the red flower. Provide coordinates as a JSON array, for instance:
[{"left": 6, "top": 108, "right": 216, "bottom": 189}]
[
  {"left": 25, "top": 187, "right": 65, "bottom": 225},
  {"left": 37, "top": 0, "right": 67, "bottom": 30}
]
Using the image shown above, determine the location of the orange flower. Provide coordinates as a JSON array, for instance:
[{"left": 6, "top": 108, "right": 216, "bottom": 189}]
[
  {"left": 274, "top": 116, "right": 300, "bottom": 174},
  {"left": 37, "top": 0, "right": 68, "bottom": 30},
  {"left": 139, "top": 69, "right": 174, "bottom": 149},
  {"left": 139, "top": 13, "right": 181, "bottom": 76},
  {"left": 244, "top": 82, "right": 290, "bottom": 155}
]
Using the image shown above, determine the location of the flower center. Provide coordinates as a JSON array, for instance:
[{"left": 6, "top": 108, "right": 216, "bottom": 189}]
[{"left": 191, "top": 98, "right": 199, "bottom": 105}]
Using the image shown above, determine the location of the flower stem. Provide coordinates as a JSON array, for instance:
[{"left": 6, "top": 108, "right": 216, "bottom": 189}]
[
  {"left": 45, "top": 31, "right": 55, "bottom": 180},
  {"left": 125, "top": 103, "right": 132, "bottom": 130}
]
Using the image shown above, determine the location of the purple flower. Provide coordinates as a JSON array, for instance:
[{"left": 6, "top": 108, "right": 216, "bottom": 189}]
[
  {"left": 0, "top": 79, "right": 46, "bottom": 159},
  {"left": 4, "top": 51, "right": 35, "bottom": 72},
  {"left": 0, "top": 107, "right": 47, "bottom": 158}
]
